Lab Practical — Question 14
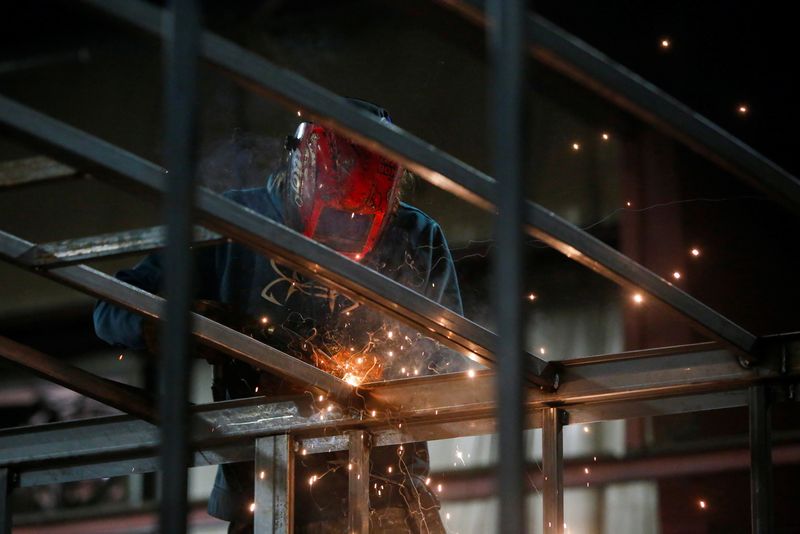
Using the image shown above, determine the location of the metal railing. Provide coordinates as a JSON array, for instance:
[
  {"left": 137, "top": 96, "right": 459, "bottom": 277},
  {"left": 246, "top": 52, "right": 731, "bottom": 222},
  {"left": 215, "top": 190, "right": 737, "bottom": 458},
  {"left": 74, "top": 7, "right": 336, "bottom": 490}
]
[{"left": 1, "top": 0, "right": 796, "bottom": 532}]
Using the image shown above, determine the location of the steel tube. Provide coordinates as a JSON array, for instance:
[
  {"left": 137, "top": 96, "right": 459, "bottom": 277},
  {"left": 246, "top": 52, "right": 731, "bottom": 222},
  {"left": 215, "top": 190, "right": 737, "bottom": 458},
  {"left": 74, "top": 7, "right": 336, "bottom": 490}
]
[
  {"left": 489, "top": 0, "right": 527, "bottom": 530},
  {"left": 74, "top": 0, "right": 759, "bottom": 361},
  {"left": 542, "top": 407, "right": 564, "bottom": 534},
  {"left": 159, "top": 0, "right": 200, "bottom": 530},
  {"left": 0, "top": 335, "right": 156, "bottom": 422},
  {"left": 346, "top": 430, "right": 371, "bottom": 534},
  {"left": 0, "top": 468, "right": 11, "bottom": 534},
  {"left": 22, "top": 226, "right": 222, "bottom": 268},
  {"left": 749, "top": 384, "right": 774, "bottom": 534},
  {"left": 255, "top": 435, "right": 294, "bottom": 533}
]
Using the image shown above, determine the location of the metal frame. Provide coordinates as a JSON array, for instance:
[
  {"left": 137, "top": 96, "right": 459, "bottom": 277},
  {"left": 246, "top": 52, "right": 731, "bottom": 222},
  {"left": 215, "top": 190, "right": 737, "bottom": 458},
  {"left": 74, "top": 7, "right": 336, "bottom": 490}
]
[
  {"left": 1, "top": 340, "right": 796, "bottom": 483},
  {"left": 255, "top": 434, "right": 295, "bottom": 532},
  {"left": 490, "top": 0, "right": 528, "bottom": 529},
  {"left": 77, "top": 0, "right": 761, "bottom": 362},
  {"left": 21, "top": 226, "right": 222, "bottom": 268},
  {"left": 0, "top": 0, "right": 795, "bottom": 531},
  {"left": 749, "top": 385, "right": 774, "bottom": 534},
  {"left": 159, "top": 1, "right": 200, "bottom": 532},
  {"left": 542, "top": 408, "right": 565, "bottom": 534},
  {"left": 347, "top": 430, "right": 371, "bottom": 534},
  {"left": 0, "top": 468, "right": 11, "bottom": 534}
]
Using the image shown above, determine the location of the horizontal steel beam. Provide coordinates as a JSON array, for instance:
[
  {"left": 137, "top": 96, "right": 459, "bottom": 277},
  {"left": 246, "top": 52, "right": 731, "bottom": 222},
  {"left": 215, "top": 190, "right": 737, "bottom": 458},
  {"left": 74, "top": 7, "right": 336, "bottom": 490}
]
[
  {"left": 76, "top": 0, "right": 758, "bottom": 361},
  {"left": 0, "top": 96, "right": 555, "bottom": 387},
  {"left": 2, "top": 340, "right": 795, "bottom": 487},
  {"left": 0, "top": 230, "right": 356, "bottom": 404},
  {"left": 0, "top": 156, "right": 77, "bottom": 189},
  {"left": 0, "top": 335, "right": 156, "bottom": 423},
  {"left": 20, "top": 226, "right": 223, "bottom": 268},
  {"left": 437, "top": 0, "right": 800, "bottom": 214}
]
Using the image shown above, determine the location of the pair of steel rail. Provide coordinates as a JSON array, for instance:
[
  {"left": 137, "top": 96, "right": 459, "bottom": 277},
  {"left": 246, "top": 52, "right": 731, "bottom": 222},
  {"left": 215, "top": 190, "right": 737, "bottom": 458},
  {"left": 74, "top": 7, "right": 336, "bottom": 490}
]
[{"left": 1, "top": 0, "right": 798, "bottom": 532}]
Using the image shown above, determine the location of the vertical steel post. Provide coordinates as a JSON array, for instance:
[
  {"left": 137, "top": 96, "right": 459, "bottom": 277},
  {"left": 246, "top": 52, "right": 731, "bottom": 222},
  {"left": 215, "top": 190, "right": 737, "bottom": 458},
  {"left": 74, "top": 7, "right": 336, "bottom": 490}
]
[
  {"left": 0, "top": 468, "right": 12, "bottom": 534},
  {"left": 159, "top": 1, "right": 200, "bottom": 533},
  {"left": 255, "top": 435, "right": 295, "bottom": 533},
  {"left": 488, "top": 0, "right": 527, "bottom": 531},
  {"left": 347, "top": 430, "right": 371, "bottom": 534},
  {"left": 542, "top": 407, "right": 564, "bottom": 534},
  {"left": 749, "top": 384, "right": 774, "bottom": 534}
]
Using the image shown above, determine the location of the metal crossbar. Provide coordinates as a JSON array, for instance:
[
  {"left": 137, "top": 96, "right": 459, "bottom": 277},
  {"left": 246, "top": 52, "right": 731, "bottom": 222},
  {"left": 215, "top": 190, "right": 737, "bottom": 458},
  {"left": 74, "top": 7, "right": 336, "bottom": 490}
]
[
  {"left": 21, "top": 225, "right": 222, "bottom": 268},
  {"left": 0, "top": 339, "right": 794, "bottom": 488}
]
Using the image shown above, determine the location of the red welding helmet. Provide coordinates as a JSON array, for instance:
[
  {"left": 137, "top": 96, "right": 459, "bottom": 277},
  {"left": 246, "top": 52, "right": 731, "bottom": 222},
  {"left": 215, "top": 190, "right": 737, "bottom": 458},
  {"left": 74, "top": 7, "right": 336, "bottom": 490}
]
[{"left": 284, "top": 101, "right": 402, "bottom": 260}]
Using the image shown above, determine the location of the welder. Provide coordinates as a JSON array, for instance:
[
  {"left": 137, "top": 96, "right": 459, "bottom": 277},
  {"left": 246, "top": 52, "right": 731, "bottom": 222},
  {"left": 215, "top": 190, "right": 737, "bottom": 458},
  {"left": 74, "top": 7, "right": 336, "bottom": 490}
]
[{"left": 94, "top": 99, "right": 464, "bottom": 533}]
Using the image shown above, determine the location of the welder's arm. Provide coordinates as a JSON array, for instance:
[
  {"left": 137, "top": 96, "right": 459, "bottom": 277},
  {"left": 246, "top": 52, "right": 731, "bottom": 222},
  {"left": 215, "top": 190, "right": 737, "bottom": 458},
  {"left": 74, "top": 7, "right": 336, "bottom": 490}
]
[
  {"left": 422, "top": 221, "right": 463, "bottom": 316},
  {"left": 420, "top": 222, "right": 476, "bottom": 373},
  {"left": 93, "top": 253, "right": 164, "bottom": 350}
]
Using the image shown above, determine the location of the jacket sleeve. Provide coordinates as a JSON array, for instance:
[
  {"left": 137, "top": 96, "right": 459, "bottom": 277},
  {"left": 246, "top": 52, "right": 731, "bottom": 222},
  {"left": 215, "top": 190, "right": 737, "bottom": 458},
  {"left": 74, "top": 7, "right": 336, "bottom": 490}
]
[
  {"left": 422, "top": 221, "right": 463, "bottom": 315},
  {"left": 416, "top": 221, "right": 477, "bottom": 373},
  {"left": 93, "top": 253, "right": 164, "bottom": 350}
]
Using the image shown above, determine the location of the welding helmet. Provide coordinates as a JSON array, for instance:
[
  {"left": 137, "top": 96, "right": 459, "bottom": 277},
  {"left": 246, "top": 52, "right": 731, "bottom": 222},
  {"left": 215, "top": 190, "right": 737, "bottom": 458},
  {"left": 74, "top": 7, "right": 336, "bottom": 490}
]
[{"left": 284, "top": 99, "right": 403, "bottom": 260}]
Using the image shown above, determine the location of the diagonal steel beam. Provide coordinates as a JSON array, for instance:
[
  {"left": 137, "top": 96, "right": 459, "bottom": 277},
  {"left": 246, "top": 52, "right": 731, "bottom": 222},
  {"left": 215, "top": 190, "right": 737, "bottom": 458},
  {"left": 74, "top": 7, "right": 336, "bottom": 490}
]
[
  {"left": 0, "top": 96, "right": 556, "bottom": 387},
  {"left": 75, "top": 0, "right": 759, "bottom": 362},
  {"left": 0, "top": 230, "right": 355, "bottom": 404},
  {"left": 19, "top": 226, "right": 222, "bottom": 268},
  {"left": 0, "top": 335, "right": 157, "bottom": 423},
  {"left": 436, "top": 0, "right": 800, "bottom": 214}
]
